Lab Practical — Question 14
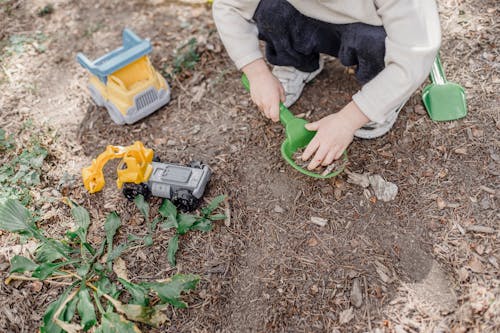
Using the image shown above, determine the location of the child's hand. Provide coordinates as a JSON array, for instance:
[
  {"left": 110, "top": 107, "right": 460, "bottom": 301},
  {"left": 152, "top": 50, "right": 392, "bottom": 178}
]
[
  {"left": 302, "top": 101, "right": 369, "bottom": 170},
  {"left": 243, "top": 59, "right": 285, "bottom": 122}
]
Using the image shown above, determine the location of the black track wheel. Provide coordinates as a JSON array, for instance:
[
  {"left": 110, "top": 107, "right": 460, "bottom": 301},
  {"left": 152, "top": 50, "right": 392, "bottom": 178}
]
[
  {"left": 153, "top": 155, "right": 161, "bottom": 162},
  {"left": 122, "top": 183, "right": 151, "bottom": 201},
  {"left": 172, "top": 189, "right": 199, "bottom": 212},
  {"left": 188, "top": 160, "right": 204, "bottom": 169}
]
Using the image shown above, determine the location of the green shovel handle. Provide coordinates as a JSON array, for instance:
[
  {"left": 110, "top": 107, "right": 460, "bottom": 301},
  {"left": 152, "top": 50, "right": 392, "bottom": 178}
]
[
  {"left": 429, "top": 54, "right": 447, "bottom": 85},
  {"left": 241, "top": 74, "right": 295, "bottom": 126}
]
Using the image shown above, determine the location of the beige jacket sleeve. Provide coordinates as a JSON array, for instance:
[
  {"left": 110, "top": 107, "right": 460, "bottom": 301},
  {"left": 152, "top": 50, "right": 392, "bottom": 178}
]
[
  {"left": 352, "top": 0, "right": 442, "bottom": 122},
  {"left": 212, "top": 0, "right": 262, "bottom": 69}
]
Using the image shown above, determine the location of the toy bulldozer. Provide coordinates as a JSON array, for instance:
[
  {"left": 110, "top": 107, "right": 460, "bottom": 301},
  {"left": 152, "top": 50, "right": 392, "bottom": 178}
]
[
  {"left": 82, "top": 142, "right": 211, "bottom": 211},
  {"left": 77, "top": 29, "right": 170, "bottom": 125}
]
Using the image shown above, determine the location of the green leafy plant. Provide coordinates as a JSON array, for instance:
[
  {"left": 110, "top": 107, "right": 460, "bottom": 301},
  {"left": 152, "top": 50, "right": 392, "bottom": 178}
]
[
  {"left": 0, "top": 198, "right": 199, "bottom": 332},
  {"left": 0, "top": 128, "right": 48, "bottom": 204},
  {"left": 163, "top": 38, "right": 200, "bottom": 79},
  {"left": 159, "top": 195, "right": 226, "bottom": 266}
]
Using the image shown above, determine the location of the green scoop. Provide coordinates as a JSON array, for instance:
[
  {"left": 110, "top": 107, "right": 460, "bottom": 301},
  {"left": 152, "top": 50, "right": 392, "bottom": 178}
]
[{"left": 241, "top": 74, "right": 346, "bottom": 178}]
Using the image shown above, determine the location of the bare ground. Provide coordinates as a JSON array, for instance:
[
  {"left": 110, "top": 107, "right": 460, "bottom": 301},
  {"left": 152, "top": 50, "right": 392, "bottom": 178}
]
[{"left": 0, "top": 0, "right": 499, "bottom": 332}]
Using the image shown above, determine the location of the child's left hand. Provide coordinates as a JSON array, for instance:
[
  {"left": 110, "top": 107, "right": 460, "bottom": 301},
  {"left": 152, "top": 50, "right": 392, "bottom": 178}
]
[{"left": 302, "top": 101, "right": 369, "bottom": 170}]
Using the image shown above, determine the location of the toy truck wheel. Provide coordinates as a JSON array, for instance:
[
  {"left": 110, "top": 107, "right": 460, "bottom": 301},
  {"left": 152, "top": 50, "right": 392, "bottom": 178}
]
[
  {"left": 172, "top": 189, "right": 199, "bottom": 212},
  {"left": 122, "top": 183, "right": 151, "bottom": 201},
  {"left": 188, "top": 161, "right": 204, "bottom": 169},
  {"left": 105, "top": 102, "right": 126, "bottom": 125},
  {"left": 153, "top": 155, "right": 161, "bottom": 162}
]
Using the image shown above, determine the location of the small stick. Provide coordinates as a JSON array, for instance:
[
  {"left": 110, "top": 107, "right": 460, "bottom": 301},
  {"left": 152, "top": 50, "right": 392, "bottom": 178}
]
[
  {"left": 363, "top": 276, "right": 372, "bottom": 332},
  {"left": 479, "top": 185, "right": 496, "bottom": 194}
]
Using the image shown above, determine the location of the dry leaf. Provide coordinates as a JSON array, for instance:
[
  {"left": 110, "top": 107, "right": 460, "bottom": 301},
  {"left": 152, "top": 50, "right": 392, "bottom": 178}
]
[
  {"left": 468, "top": 257, "right": 484, "bottom": 273},
  {"left": 455, "top": 148, "right": 468, "bottom": 155},
  {"left": 113, "top": 257, "right": 129, "bottom": 281},
  {"left": 307, "top": 238, "right": 318, "bottom": 247}
]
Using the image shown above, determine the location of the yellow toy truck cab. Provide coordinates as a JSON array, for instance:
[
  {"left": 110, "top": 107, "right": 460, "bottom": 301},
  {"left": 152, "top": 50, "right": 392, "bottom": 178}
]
[{"left": 77, "top": 28, "right": 170, "bottom": 125}]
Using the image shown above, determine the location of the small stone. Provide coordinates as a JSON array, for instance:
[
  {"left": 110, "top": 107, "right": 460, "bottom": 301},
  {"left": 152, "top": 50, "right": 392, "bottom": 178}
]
[
  {"left": 454, "top": 148, "right": 467, "bottom": 155},
  {"left": 166, "top": 139, "right": 176, "bottom": 146},
  {"left": 310, "top": 216, "right": 328, "bottom": 227},
  {"left": 350, "top": 278, "right": 363, "bottom": 308},
  {"left": 274, "top": 205, "right": 285, "bottom": 213},
  {"left": 368, "top": 175, "right": 398, "bottom": 202}
]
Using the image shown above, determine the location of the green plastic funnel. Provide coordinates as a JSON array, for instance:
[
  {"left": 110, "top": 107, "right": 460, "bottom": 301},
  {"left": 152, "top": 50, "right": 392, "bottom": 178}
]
[
  {"left": 422, "top": 54, "right": 467, "bottom": 121},
  {"left": 241, "top": 74, "right": 346, "bottom": 178}
]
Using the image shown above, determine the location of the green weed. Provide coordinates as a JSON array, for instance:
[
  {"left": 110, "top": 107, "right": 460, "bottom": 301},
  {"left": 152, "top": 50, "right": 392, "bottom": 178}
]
[
  {"left": 160, "top": 195, "right": 226, "bottom": 266},
  {"left": 163, "top": 38, "right": 200, "bottom": 79},
  {"left": 0, "top": 198, "right": 200, "bottom": 332},
  {"left": 0, "top": 127, "right": 48, "bottom": 204}
]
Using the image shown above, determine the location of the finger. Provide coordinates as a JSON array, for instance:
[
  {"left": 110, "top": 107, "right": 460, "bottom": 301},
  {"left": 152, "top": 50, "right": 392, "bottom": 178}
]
[
  {"left": 308, "top": 145, "right": 329, "bottom": 170},
  {"left": 269, "top": 100, "right": 280, "bottom": 122},
  {"left": 334, "top": 149, "right": 345, "bottom": 160},
  {"left": 302, "top": 136, "right": 320, "bottom": 161},
  {"left": 322, "top": 150, "right": 337, "bottom": 166},
  {"left": 279, "top": 84, "right": 285, "bottom": 103},
  {"left": 305, "top": 122, "right": 320, "bottom": 131}
]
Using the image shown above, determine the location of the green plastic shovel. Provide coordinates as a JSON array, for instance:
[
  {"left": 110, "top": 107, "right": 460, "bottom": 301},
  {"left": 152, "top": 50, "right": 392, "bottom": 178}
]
[
  {"left": 241, "top": 74, "right": 347, "bottom": 179},
  {"left": 422, "top": 54, "right": 467, "bottom": 121}
]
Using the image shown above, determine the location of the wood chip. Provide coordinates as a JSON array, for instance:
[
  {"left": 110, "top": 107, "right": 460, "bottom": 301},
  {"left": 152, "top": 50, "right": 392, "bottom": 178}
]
[
  {"left": 310, "top": 216, "right": 328, "bottom": 227},
  {"left": 466, "top": 225, "right": 496, "bottom": 234},
  {"left": 274, "top": 205, "right": 285, "bottom": 213},
  {"left": 437, "top": 197, "right": 446, "bottom": 210},
  {"left": 339, "top": 307, "right": 354, "bottom": 324},
  {"left": 350, "top": 278, "right": 363, "bottom": 308},
  {"left": 346, "top": 170, "right": 370, "bottom": 188}
]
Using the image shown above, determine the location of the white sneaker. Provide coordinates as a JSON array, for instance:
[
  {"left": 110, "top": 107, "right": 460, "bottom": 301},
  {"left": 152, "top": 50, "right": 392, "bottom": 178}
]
[
  {"left": 354, "top": 103, "right": 406, "bottom": 139},
  {"left": 272, "top": 57, "right": 324, "bottom": 108}
]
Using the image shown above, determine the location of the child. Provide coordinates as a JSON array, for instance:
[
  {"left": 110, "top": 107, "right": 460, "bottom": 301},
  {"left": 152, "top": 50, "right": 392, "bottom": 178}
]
[{"left": 213, "top": 0, "right": 441, "bottom": 170}]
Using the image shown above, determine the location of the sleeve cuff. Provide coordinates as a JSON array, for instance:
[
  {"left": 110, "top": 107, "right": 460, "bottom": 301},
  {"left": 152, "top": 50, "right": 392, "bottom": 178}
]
[
  {"left": 352, "top": 91, "right": 388, "bottom": 124},
  {"left": 234, "top": 51, "right": 264, "bottom": 70}
]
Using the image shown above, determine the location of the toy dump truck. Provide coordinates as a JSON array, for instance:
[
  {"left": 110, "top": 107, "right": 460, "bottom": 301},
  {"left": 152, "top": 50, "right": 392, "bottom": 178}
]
[
  {"left": 77, "top": 28, "right": 170, "bottom": 125},
  {"left": 82, "top": 141, "right": 211, "bottom": 211}
]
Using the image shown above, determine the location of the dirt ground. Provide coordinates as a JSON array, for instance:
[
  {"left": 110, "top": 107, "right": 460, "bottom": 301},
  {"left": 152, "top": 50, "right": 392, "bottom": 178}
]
[{"left": 0, "top": 0, "right": 499, "bottom": 332}]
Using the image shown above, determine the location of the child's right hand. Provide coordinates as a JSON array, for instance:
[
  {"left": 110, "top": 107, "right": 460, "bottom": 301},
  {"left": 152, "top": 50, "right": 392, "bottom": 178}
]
[{"left": 242, "top": 59, "right": 285, "bottom": 122}]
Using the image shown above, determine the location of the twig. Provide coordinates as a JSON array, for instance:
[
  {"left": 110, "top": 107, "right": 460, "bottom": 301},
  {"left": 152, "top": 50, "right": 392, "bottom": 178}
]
[
  {"left": 363, "top": 276, "right": 372, "bottom": 332},
  {"left": 479, "top": 185, "right": 496, "bottom": 194}
]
